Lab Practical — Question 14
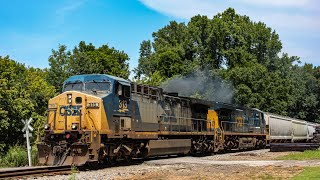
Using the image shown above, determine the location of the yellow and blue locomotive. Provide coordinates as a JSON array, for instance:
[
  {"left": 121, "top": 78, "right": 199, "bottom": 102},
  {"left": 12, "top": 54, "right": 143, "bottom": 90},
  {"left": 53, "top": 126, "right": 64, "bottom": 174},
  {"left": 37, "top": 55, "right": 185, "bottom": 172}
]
[{"left": 37, "top": 74, "right": 267, "bottom": 166}]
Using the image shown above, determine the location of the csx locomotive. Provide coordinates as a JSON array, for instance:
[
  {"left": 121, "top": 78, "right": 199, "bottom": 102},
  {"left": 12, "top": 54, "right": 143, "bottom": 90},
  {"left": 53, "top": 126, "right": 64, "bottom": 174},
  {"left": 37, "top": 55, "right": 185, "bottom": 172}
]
[{"left": 37, "top": 74, "right": 268, "bottom": 166}]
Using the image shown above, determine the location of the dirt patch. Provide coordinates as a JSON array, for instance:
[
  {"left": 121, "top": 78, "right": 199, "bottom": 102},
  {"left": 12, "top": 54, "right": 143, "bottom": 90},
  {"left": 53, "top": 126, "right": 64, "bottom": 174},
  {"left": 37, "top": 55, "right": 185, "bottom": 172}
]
[
  {"left": 124, "top": 164, "right": 304, "bottom": 180},
  {"left": 36, "top": 149, "right": 318, "bottom": 180},
  {"left": 204, "top": 149, "right": 293, "bottom": 161}
]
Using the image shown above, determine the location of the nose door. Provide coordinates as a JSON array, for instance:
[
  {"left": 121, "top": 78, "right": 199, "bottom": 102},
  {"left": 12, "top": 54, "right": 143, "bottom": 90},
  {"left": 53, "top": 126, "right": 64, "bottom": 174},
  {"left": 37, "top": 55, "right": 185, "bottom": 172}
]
[{"left": 56, "top": 105, "right": 67, "bottom": 130}]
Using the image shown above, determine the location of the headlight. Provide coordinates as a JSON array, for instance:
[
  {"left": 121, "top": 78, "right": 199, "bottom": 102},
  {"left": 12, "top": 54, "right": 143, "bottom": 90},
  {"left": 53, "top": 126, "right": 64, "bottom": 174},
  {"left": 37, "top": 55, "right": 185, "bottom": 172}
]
[
  {"left": 72, "top": 124, "right": 78, "bottom": 130},
  {"left": 44, "top": 124, "right": 50, "bottom": 130},
  {"left": 87, "top": 102, "right": 99, "bottom": 108},
  {"left": 67, "top": 94, "right": 72, "bottom": 104}
]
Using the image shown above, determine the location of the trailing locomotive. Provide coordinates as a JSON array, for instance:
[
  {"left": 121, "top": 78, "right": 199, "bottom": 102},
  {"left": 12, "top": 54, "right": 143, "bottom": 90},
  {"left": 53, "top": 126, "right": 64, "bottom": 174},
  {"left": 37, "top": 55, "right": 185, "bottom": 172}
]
[
  {"left": 207, "top": 102, "right": 267, "bottom": 152},
  {"left": 37, "top": 74, "right": 267, "bottom": 166}
]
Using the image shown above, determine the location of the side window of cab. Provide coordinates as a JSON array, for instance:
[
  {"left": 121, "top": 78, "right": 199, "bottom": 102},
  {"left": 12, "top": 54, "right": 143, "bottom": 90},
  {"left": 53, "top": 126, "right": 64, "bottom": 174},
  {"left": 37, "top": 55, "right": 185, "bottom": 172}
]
[
  {"left": 123, "top": 85, "right": 130, "bottom": 98},
  {"left": 116, "top": 81, "right": 131, "bottom": 98}
]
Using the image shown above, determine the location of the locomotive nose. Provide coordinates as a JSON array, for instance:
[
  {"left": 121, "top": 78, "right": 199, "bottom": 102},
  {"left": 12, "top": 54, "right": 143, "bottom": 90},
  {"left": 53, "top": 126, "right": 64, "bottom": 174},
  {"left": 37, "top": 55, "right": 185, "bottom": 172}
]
[
  {"left": 40, "top": 91, "right": 104, "bottom": 166},
  {"left": 47, "top": 91, "right": 102, "bottom": 131}
]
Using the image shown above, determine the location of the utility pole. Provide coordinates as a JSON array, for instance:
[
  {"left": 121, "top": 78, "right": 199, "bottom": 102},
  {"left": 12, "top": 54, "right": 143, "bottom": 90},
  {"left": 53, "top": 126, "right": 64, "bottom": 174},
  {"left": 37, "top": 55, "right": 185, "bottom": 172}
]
[{"left": 21, "top": 118, "right": 34, "bottom": 167}]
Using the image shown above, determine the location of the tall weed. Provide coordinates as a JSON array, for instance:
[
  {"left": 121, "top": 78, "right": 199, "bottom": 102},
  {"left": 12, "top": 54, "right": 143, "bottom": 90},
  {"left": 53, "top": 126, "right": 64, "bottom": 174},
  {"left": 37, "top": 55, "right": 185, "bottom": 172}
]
[
  {"left": 1, "top": 145, "right": 28, "bottom": 167},
  {"left": 0, "top": 145, "right": 39, "bottom": 167}
]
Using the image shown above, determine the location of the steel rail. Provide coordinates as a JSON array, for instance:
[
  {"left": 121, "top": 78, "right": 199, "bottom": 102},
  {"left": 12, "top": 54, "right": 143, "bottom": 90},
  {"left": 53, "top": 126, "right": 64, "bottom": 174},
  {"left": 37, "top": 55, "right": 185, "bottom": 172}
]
[{"left": 0, "top": 165, "right": 72, "bottom": 179}]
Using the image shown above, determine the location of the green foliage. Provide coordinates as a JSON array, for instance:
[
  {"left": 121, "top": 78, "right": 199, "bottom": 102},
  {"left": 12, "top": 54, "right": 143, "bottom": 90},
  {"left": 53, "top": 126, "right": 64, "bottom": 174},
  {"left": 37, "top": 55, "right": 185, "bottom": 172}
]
[
  {"left": 288, "top": 64, "right": 320, "bottom": 121},
  {"left": 135, "top": 8, "right": 284, "bottom": 79},
  {"left": 46, "top": 45, "right": 71, "bottom": 92},
  {"left": 0, "top": 56, "right": 55, "bottom": 152},
  {"left": 135, "top": 7, "right": 320, "bottom": 122},
  {"left": 68, "top": 165, "right": 79, "bottom": 180},
  {"left": 135, "top": 71, "right": 166, "bottom": 87},
  {"left": 278, "top": 150, "right": 320, "bottom": 160},
  {"left": 47, "top": 41, "right": 130, "bottom": 92},
  {"left": 31, "top": 146, "right": 38, "bottom": 166},
  {"left": 292, "top": 166, "right": 320, "bottom": 180},
  {"left": 0, "top": 145, "right": 38, "bottom": 167},
  {"left": 0, "top": 145, "right": 26, "bottom": 167}
]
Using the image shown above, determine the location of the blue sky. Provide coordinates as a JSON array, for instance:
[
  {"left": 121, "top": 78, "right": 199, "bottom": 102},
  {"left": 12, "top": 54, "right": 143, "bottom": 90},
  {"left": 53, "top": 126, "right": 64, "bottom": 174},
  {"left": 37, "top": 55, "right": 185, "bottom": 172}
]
[{"left": 0, "top": 0, "right": 319, "bottom": 74}]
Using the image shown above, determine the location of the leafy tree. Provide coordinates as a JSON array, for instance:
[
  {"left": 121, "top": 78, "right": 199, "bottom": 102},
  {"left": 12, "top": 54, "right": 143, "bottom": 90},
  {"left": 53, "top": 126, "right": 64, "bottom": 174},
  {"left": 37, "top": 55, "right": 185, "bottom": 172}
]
[
  {"left": 135, "top": 8, "right": 284, "bottom": 80},
  {"left": 135, "top": 21, "right": 188, "bottom": 79},
  {"left": 134, "top": 40, "right": 154, "bottom": 78},
  {"left": 0, "top": 56, "right": 31, "bottom": 152},
  {"left": 47, "top": 41, "right": 130, "bottom": 92},
  {"left": 288, "top": 64, "right": 319, "bottom": 122},
  {"left": 0, "top": 56, "right": 55, "bottom": 152},
  {"left": 46, "top": 45, "right": 71, "bottom": 92},
  {"left": 134, "top": 7, "right": 320, "bottom": 122},
  {"left": 25, "top": 68, "right": 56, "bottom": 136}
]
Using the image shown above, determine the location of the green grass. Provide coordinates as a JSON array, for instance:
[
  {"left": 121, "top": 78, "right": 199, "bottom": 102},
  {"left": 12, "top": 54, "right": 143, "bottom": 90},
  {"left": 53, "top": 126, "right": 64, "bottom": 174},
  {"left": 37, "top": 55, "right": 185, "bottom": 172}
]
[
  {"left": 0, "top": 145, "right": 38, "bottom": 167},
  {"left": 68, "top": 165, "right": 79, "bottom": 180},
  {"left": 292, "top": 166, "right": 320, "bottom": 180},
  {"left": 258, "top": 174, "right": 277, "bottom": 180},
  {"left": 277, "top": 150, "right": 320, "bottom": 160}
]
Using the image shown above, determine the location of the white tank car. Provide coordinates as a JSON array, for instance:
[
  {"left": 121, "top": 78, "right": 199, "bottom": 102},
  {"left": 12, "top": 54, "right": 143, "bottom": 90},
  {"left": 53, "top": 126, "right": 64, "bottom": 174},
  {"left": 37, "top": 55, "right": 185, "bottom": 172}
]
[
  {"left": 307, "top": 122, "right": 318, "bottom": 141},
  {"left": 263, "top": 112, "right": 317, "bottom": 143}
]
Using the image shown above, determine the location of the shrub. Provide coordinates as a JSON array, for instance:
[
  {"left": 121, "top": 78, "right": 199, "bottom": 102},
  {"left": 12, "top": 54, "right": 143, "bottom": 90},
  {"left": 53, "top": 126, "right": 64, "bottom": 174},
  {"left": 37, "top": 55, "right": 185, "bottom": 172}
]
[
  {"left": 0, "top": 145, "right": 39, "bottom": 167},
  {"left": 31, "top": 145, "right": 39, "bottom": 166},
  {"left": 1, "top": 145, "right": 28, "bottom": 167}
]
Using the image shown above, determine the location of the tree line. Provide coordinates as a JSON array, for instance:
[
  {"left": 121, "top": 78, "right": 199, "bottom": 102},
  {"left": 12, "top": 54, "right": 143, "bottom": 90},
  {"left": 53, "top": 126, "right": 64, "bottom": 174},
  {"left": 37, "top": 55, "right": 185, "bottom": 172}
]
[
  {"left": 0, "top": 8, "right": 319, "bottom": 153},
  {"left": 135, "top": 8, "right": 320, "bottom": 122}
]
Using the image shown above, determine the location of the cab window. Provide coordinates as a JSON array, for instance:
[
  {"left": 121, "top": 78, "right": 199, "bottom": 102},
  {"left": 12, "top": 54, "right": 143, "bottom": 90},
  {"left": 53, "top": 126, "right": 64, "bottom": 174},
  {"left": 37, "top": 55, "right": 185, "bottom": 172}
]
[
  {"left": 86, "top": 81, "right": 111, "bottom": 92},
  {"left": 63, "top": 82, "right": 83, "bottom": 92},
  {"left": 116, "top": 82, "right": 131, "bottom": 98},
  {"left": 123, "top": 85, "right": 130, "bottom": 98}
]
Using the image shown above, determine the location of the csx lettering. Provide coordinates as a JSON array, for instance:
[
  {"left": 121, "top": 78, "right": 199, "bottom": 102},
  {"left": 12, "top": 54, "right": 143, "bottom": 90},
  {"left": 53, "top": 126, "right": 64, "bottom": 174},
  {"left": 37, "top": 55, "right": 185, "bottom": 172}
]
[{"left": 59, "top": 106, "right": 82, "bottom": 116}]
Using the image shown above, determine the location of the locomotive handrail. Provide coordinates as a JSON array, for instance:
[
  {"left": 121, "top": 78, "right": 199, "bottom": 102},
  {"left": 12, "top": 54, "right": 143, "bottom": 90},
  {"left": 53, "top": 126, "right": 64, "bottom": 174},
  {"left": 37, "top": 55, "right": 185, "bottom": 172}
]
[
  {"left": 220, "top": 121, "right": 255, "bottom": 133},
  {"left": 158, "top": 115, "right": 209, "bottom": 121},
  {"left": 158, "top": 115, "right": 212, "bottom": 132}
]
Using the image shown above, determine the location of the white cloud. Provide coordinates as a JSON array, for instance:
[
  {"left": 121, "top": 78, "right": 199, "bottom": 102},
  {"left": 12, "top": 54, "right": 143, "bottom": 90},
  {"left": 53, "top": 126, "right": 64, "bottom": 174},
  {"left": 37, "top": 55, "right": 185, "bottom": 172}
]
[
  {"left": 242, "top": 0, "right": 311, "bottom": 8},
  {"left": 140, "top": 0, "right": 320, "bottom": 31},
  {"left": 56, "top": 0, "right": 86, "bottom": 16},
  {"left": 140, "top": 0, "right": 320, "bottom": 27},
  {"left": 54, "top": 0, "right": 87, "bottom": 26},
  {"left": 252, "top": 13, "right": 320, "bottom": 33},
  {"left": 140, "top": 0, "right": 220, "bottom": 19},
  {"left": 140, "top": 0, "right": 319, "bottom": 20}
]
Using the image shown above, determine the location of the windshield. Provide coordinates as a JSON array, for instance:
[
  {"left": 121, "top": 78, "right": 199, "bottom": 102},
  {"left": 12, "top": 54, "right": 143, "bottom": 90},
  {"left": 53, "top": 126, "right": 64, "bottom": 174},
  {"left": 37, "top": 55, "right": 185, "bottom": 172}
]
[
  {"left": 64, "top": 83, "right": 83, "bottom": 92},
  {"left": 63, "top": 81, "right": 111, "bottom": 94},
  {"left": 85, "top": 82, "right": 111, "bottom": 93}
]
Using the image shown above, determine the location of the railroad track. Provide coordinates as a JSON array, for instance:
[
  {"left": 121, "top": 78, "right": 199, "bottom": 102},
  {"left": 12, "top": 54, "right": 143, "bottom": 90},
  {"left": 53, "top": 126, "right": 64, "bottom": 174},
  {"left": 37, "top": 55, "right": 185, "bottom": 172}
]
[
  {"left": 0, "top": 165, "right": 72, "bottom": 179},
  {"left": 270, "top": 143, "right": 320, "bottom": 152}
]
